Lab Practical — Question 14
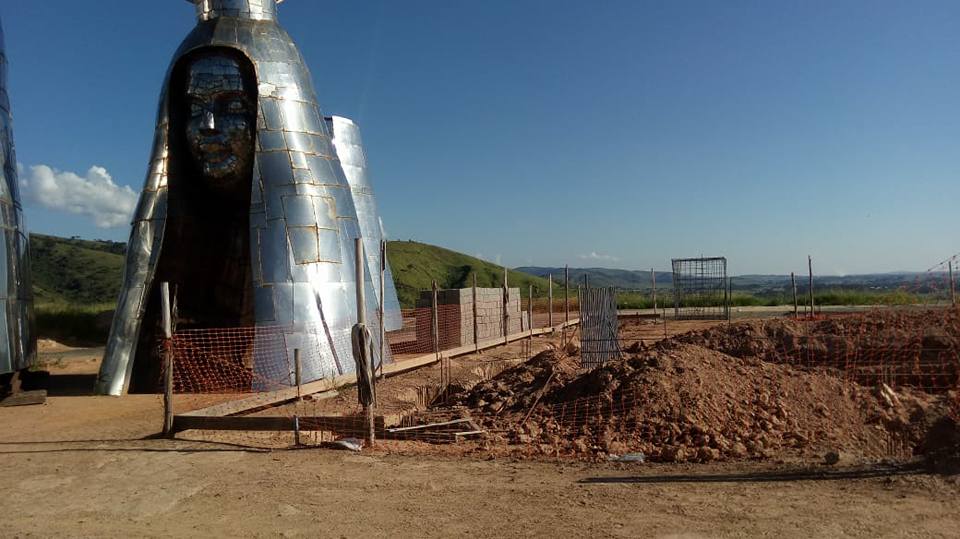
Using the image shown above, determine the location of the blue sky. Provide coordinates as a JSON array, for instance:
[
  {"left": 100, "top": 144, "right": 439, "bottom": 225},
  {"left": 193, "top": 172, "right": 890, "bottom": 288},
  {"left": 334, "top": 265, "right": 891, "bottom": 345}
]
[{"left": 3, "top": 1, "right": 958, "bottom": 275}]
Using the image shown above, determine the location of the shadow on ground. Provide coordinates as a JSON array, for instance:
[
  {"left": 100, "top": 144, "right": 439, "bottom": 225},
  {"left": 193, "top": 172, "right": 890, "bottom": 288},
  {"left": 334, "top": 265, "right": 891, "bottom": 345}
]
[{"left": 579, "top": 463, "right": 926, "bottom": 484}]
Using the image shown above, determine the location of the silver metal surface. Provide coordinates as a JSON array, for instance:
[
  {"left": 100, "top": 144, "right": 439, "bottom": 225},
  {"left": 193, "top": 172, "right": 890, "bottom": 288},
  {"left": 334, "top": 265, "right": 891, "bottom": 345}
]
[
  {"left": 326, "top": 116, "right": 402, "bottom": 331},
  {"left": 97, "top": 0, "right": 389, "bottom": 394},
  {"left": 0, "top": 17, "right": 36, "bottom": 375}
]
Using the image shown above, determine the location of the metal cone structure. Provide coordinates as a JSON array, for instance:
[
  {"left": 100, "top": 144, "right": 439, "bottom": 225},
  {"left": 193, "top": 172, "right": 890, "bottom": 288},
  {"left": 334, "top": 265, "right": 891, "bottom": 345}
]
[
  {"left": 0, "top": 16, "right": 36, "bottom": 376},
  {"left": 96, "top": 0, "right": 398, "bottom": 395}
]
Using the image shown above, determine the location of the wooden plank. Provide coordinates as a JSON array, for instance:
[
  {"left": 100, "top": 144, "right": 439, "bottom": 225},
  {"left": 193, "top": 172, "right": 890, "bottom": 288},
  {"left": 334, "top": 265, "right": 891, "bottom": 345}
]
[
  {"left": 173, "top": 414, "right": 385, "bottom": 434},
  {"left": 182, "top": 319, "right": 581, "bottom": 418},
  {"left": 0, "top": 389, "right": 47, "bottom": 407},
  {"left": 386, "top": 418, "right": 472, "bottom": 433}
]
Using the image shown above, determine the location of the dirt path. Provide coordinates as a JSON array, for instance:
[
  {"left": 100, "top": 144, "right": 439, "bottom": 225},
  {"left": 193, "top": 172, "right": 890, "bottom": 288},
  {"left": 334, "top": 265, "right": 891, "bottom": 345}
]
[{"left": 1, "top": 392, "right": 958, "bottom": 537}]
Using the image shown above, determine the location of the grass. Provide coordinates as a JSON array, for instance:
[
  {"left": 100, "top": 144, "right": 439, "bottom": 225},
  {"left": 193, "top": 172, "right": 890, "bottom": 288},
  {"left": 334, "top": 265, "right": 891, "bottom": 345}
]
[
  {"left": 30, "top": 234, "right": 125, "bottom": 305},
  {"left": 35, "top": 301, "right": 116, "bottom": 347},
  {"left": 386, "top": 240, "right": 554, "bottom": 307},
  {"left": 616, "top": 287, "right": 930, "bottom": 309}
]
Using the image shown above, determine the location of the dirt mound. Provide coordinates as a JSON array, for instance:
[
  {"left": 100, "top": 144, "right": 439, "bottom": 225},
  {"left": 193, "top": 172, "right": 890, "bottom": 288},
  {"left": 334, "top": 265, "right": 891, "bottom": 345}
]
[
  {"left": 672, "top": 310, "right": 960, "bottom": 391},
  {"left": 453, "top": 342, "right": 953, "bottom": 463},
  {"left": 448, "top": 349, "right": 581, "bottom": 415}
]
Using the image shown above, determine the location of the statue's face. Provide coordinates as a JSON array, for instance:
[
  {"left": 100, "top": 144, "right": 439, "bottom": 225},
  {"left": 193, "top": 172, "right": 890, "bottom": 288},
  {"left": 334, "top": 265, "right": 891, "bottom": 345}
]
[{"left": 184, "top": 54, "right": 254, "bottom": 182}]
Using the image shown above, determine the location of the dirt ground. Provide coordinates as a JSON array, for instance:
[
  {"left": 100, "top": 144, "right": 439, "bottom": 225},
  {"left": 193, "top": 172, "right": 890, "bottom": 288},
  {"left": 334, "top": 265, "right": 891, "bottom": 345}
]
[
  {"left": 3, "top": 393, "right": 960, "bottom": 538},
  {"left": 3, "top": 313, "right": 959, "bottom": 537}
]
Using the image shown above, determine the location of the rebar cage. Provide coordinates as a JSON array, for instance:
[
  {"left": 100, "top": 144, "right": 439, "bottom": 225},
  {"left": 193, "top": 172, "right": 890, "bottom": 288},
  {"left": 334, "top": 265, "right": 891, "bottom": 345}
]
[
  {"left": 579, "top": 287, "right": 622, "bottom": 368},
  {"left": 671, "top": 257, "right": 730, "bottom": 320}
]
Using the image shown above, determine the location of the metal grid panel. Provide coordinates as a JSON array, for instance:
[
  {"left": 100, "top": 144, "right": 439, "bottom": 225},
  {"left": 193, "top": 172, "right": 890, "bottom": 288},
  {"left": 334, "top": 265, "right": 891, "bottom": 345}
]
[
  {"left": 671, "top": 257, "right": 730, "bottom": 320},
  {"left": 579, "top": 287, "right": 622, "bottom": 368}
]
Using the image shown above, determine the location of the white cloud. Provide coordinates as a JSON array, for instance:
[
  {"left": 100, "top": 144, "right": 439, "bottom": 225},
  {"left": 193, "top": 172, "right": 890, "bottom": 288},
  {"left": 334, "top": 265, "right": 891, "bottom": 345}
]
[
  {"left": 579, "top": 251, "right": 620, "bottom": 262},
  {"left": 20, "top": 164, "right": 137, "bottom": 228}
]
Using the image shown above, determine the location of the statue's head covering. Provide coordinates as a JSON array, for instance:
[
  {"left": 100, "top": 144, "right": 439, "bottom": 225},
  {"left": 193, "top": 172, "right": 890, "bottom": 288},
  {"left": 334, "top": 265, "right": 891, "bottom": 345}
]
[
  {"left": 96, "top": 0, "right": 394, "bottom": 394},
  {"left": 0, "top": 16, "right": 36, "bottom": 375}
]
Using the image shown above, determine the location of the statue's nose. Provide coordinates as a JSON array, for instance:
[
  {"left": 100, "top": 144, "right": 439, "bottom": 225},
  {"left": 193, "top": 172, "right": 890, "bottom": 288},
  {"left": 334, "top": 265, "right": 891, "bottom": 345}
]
[{"left": 202, "top": 110, "right": 216, "bottom": 133}]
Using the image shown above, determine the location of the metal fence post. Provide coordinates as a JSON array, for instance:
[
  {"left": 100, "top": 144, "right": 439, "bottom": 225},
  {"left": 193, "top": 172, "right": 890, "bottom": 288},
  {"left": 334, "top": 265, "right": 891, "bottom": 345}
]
[
  {"left": 161, "top": 282, "right": 174, "bottom": 438},
  {"left": 564, "top": 265, "right": 570, "bottom": 323},
  {"left": 808, "top": 255, "right": 815, "bottom": 318},
  {"left": 791, "top": 272, "right": 798, "bottom": 319},
  {"left": 547, "top": 274, "right": 553, "bottom": 328},
  {"left": 950, "top": 261, "right": 956, "bottom": 306},
  {"left": 651, "top": 268, "right": 657, "bottom": 315}
]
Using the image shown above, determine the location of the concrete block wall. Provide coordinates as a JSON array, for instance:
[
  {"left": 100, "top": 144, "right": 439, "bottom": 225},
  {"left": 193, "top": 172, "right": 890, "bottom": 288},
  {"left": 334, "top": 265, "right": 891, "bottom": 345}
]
[{"left": 415, "top": 288, "right": 525, "bottom": 348}]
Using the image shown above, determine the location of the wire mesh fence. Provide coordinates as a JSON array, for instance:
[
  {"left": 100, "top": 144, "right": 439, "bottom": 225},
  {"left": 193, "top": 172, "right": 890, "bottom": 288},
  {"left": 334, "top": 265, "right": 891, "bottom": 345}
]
[{"left": 157, "top": 254, "right": 960, "bottom": 464}]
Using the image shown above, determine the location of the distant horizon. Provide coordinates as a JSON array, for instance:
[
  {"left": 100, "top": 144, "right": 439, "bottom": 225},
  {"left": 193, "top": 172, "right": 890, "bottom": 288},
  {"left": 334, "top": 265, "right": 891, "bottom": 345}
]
[{"left": 37, "top": 231, "right": 952, "bottom": 278}]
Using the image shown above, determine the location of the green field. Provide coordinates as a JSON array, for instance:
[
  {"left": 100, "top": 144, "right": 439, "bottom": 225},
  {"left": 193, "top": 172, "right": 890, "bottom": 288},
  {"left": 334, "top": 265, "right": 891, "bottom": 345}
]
[
  {"left": 616, "top": 288, "right": 927, "bottom": 310},
  {"left": 28, "top": 234, "right": 940, "bottom": 344}
]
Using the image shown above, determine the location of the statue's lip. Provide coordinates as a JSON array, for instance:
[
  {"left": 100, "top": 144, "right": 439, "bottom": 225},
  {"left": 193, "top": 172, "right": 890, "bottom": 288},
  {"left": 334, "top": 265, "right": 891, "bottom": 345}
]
[{"left": 199, "top": 143, "right": 230, "bottom": 162}]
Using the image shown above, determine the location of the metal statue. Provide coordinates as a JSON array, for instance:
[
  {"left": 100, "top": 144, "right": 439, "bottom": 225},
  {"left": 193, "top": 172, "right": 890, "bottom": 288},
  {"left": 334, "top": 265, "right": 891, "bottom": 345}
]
[
  {"left": 326, "top": 116, "right": 402, "bottom": 331},
  {"left": 0, "top": 16, "right": 37, "bottom": 377},
  {"left": 96, "top": 0, "right": 394, "bottom": 394}
]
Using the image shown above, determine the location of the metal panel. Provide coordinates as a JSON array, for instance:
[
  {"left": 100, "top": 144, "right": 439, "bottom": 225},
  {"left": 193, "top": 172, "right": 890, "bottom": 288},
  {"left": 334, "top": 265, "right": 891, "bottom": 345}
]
[
  {"left": 327, "top": 116, "right": 403, "bottom": 331},
  {"left": 97, "top": 0, "right": 393, "bottom": 393},
  {"left": 0, "top": 17, "right": 36, "bottom": 374}
]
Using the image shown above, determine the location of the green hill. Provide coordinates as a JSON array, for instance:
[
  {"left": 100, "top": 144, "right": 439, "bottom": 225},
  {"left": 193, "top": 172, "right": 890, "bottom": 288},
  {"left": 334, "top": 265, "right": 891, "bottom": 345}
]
[
  {"left": 386, "top": 240, "right": 553, "bottom": 307},
  {"left": 28, "top": 235, "right": 555, "bottom": 310},
  {"left": 30, "top": 234, "right": 125, "bottom": 305}
]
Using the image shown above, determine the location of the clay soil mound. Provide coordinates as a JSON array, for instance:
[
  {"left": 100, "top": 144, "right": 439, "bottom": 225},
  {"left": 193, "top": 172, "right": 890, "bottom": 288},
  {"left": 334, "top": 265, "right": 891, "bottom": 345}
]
[
  {"left": 452, "top": 342, "right": 955, "bottom": 463},
  {"left": 670, "top": 309, "right": 960, "bottom": 390}
]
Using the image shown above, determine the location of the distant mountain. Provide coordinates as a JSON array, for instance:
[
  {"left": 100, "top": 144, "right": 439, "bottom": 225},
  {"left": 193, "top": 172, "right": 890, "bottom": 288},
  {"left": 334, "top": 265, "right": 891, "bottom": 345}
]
[
  {"left": 515, "top": 267, "right": 672, "bottom": 289},
  {"left": 516, "top": 267, "right": 933, "bottom": 292}
]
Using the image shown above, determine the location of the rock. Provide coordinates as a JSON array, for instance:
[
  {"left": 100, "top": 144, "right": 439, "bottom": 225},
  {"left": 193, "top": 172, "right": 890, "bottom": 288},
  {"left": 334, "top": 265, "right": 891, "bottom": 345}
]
[
  {"left": 572, "top": 439, "right": 590, "bottom": 453},
  {"left": 730, "top": 442, "right": 748, "bottom": 458},
  {"left": 697, "top": 447, "right": 720, "bottom": 462},
  {"left": 662, "top": 446, "right": 688, "bottom": 463},
  {"left": 823, "top": 451, "right": 841, "bottom": 465},
  {"left": 606, "top": 440, "right": 628, "bottom": 455}
]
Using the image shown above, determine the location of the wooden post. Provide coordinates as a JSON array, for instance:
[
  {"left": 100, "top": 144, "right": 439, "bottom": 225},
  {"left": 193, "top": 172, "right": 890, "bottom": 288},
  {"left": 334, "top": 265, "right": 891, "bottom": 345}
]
[
  {"left": 355, "top": 238, "right": 374, "bottom": 448},
  {"left": 808, "top": 255, "right": 815, "bottom": 318},
  {"left": 356, "top": 238, "right": 366, "bottom": 325},
  {"left": 503, "top": 266, "right": 509, "bottom": 346},
  {"left": 161, "top": 282, "right": 174, "bottom": 438},
  {"left": 950, "top": 261, "right": 956, "bottom": 306},
  {"left": 378, "top": 240, "right": 386, "bottom": 378},
  {"left": 431, "top": 280, "right": 439, "bottom": 361},
  {"left": 791, "top": 272, "right": 798, "bottom": 319},
  {"left": 293, "top": 348, "right": 302, "bottom": 446},
  {"left": 547, "top": 274, "right": 553, "bottom": 328},
  {"left": 651, "top": 268, "right": 657, "bottom": 315},
  {"left": 472, "top": 273, "right": 479, "bottom": 353},
  {"left": 528, "top": 284, "right": 534, "bottom": 338}
]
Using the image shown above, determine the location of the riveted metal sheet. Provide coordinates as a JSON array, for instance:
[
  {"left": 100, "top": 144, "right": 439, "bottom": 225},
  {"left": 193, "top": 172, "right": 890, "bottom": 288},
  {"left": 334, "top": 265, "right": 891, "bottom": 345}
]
[
  {"left": 327, "top": 116, "right": 402, "bottom": 331},
  {"left": 0, "top": 16, "right": 36, "bottom": 374},
  {"left": 98, "top": 1, "right": 391, "bottom": 393}
]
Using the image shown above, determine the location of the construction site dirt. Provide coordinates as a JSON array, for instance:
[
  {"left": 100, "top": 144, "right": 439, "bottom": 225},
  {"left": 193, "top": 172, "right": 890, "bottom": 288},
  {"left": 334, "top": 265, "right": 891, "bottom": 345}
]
[{"left": 3, "top": 309, "right": 958, "bottom": 537}]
